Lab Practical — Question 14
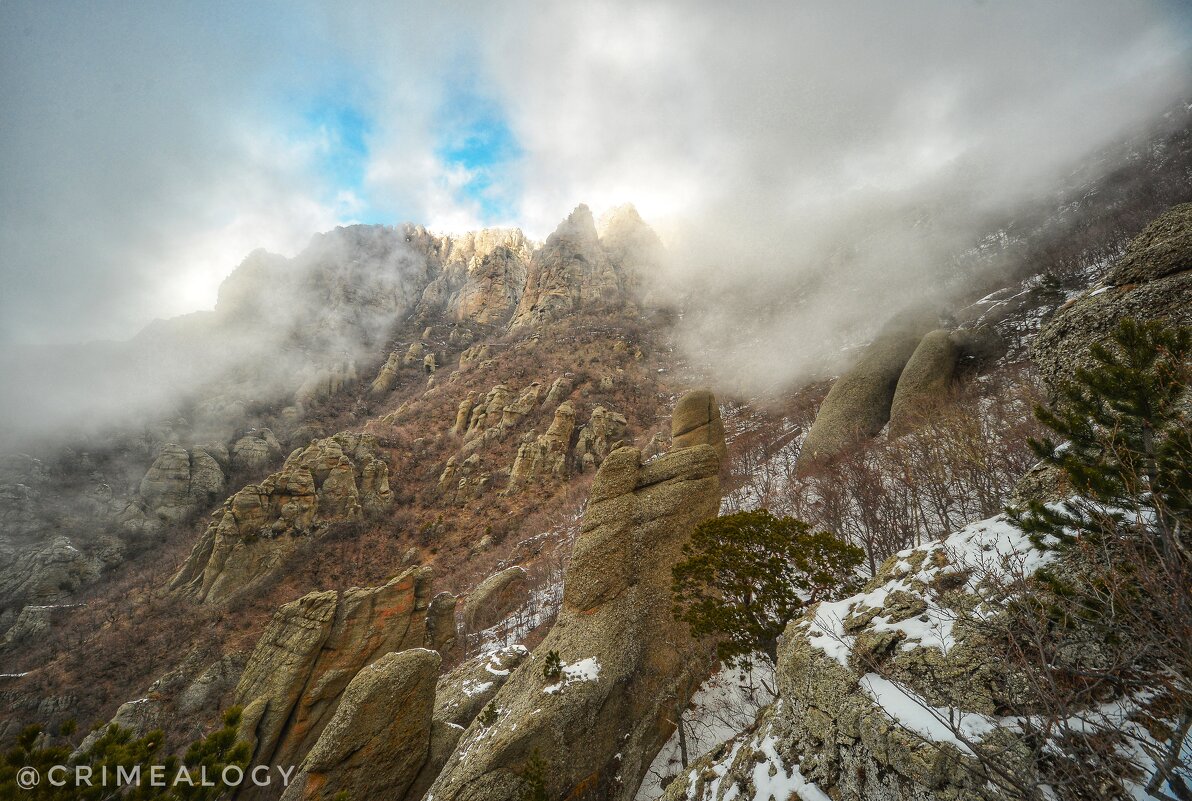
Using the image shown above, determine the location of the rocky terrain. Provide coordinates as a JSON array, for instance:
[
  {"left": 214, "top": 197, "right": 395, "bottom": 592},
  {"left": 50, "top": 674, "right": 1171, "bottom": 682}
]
[{"left": 0, "top": 110, "right": 1190, "bottom": 801}]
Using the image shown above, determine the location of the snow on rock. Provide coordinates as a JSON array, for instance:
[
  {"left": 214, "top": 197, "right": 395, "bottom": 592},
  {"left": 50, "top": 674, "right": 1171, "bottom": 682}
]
[
  {"left": 543, "top": 656, "right": 601, "bottom": 694},
  {"left": 802, "top": 508, "right": 1057, "bottom": 669}
]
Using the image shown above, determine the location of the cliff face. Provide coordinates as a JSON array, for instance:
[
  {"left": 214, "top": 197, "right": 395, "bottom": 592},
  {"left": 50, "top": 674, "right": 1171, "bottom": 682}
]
[{"left": 427, "top": 391, "right": 724, "bottom": 801}]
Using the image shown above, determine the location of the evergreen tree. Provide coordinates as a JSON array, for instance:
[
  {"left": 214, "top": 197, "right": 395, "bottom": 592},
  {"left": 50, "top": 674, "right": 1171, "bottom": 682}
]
[
  {"left": 1003, "top": 317, "right": 1192, "bottom": 800},
  {"left": 672, "top": 509, "right": 863, "bottom": 665},
  {"left": 1012, "top": 316, "right": 1190, "bottom": 557},
  {"left": 0, "top": 708, "right": 251, "bottom": 800}
]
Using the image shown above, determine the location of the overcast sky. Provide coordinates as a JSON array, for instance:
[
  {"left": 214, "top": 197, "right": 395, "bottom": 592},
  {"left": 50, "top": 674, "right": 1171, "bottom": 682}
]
[{"left": 2, "top": 1, "right": 1190, "bottom": 346}]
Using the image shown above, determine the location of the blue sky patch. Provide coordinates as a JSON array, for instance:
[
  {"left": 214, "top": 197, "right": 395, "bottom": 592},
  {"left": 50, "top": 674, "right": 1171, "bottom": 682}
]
[{"left": 435, "top": 82, "right": 523, "bottom": 222}]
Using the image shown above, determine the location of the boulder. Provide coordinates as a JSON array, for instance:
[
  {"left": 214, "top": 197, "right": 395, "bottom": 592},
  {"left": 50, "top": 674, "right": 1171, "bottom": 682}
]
[
  {"left": 888, "top": 329, "right": 962, "bottom": 435},
  {"left": 235, "top": 568, "right": 435, "bottom": 783},
  {"left": 231, "top": 430, "right": 281, "bottom": 473},
  {"left": 462, "top": 567, "right": 531, "bottom": 632},
  {"left": 426, "top": 390, "right": 724, "bottom": 801},
  {"left": 799, "top": 311, "right": 936, "bottom": 466},
  {"left": 281, "top": 648, "right": 441, "bottom": 801}
]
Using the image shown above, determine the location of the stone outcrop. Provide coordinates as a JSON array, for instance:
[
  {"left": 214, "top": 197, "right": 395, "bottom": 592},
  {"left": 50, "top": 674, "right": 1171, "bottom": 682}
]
[
  {"left": 437, "top": 454, "right": 489, "bottom": 504},
  {"left": 1105, "top": 201, "right": 1192, "bottom": 286},
  {"left": 234, "top": 568, "right": 435, "bottom": 785},
  {"left": 452, "top": 392, "right": 478, "bottom": 435},
  {"left": 506, "top": 400, "right": 577, "bottom": 492},
  {"left": 1033, "top": 204, "right": 1192, "bottom": 398},
  {"left": 800, "top": 312, "right": 937, "bottom": 466},
  {"left": 231, "top": 429, "right": 282, "bottom": 473},
  {"left": 458, "top": 343, "right": 491, "bottom": 371},
  {"left": 665, "top": 513, "right": 1057, "bottom": 801},
  {"left": 281, "top": 648, "right": 441, "bottom": 801},
  {"left": 462, "top": 567, "right": 531, "bottom": 632},
  {"left": 138, "top": 444, "right": 226, "bottom": 523},
  {"left": 426, "top": 591, "right": 459, "bottom": 654},
  {"left": 426, "top": 390, "right": 724, "bottom": 801},
  {"left": 368, "top": 350, "right": 402, "bottom": 398},
  {"left": 544, "top": 376, "right": 572, "bottom": 407},
  {"left": 670, "top": 389, "right": 727, "bottom": 462},
  {"left": 509, "top": 205, "right": 631, "bottom": 330},
  {"left": 0, "top": 536, "right": 102, "bottom": 608},
  {"left": 573, "top": 405, "right": 627, "bottom": 472},
  {"left": 407, "top": 646, "right": 530, "bottom": 799},
  {"left": 464, "top": 385, "right": 516, "bottom": 440},
  {"left": 170, "top": 432, "right": 393, "bottom": 604},
  {"left": 416, "top": 229, "right": 534, "bottom": 325},
  {"left": 888, "top": 329, "right": 962, "bottom": 435}
]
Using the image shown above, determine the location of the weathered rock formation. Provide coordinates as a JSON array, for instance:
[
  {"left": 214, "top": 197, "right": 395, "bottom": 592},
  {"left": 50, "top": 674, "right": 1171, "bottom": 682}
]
[
  {"left": 800, "top": 312, "right": 937, "bottom": 466},
  {"left": 234, "top": 568, "right": 435, "bottom": 788},
  {"left": 426, "top": 591, "right": 459, "bottom": 654},
  {"left": 0, "top": 536, "right": 102, "bottom": 608},
  {"left": 138, "top": 444, "right": 226, "bottom": 523},
  {"left": 670, "top": 389, "right": 727, "bottom": 462},
  {"left": 231, "top": 430, "right": 282, "bottom": 473},
  {"left": 417, "top": 229, "right": 534, "bottom": 325},
  {"left": 170, "top": 433, "right": 393, "bottom": 604},
  {"left": 280, "top": 648, "right": 441, "bottom": 801},
  {"left": 462, "top": 566, "right": 531, "bottom": 632},
  {"left": 887, "top": 329, "right": 962, "bottom": 435},
  {"left": 407, "top": 646, "right": 530, "bottom": 799},
  {"left": 368, "top": 350, "right": 403, "bottom": 398},
  {"left": 507, "top": 401, "right": 577, "bottom": 491},
  {"left": 426, "top": 390, "right": 724, "bottom": 801},
  {"left": 509, "top": 205, "right": 632, "bottom": 330},
  {"left": 574, "top": 405, "right": 627, "bottom": 472},
  {"left": 1033, "top": 203, "right": 1192, "bottom": 397}
]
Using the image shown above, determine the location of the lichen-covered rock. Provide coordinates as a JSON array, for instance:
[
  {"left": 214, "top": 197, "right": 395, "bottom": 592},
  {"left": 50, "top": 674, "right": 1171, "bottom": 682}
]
[
  {"left": 452, "top": 392, "right": 478, "bottom": 435},
  {"left": 670, "top": 389, "right": 727, "bottom": 462},
  {"left": 138, "top": 444, "right": 226, "bottom": 523},
  {"left": 280, "top": 648, "right": 441, "bottom": 801},
  {"left": 1033, "top": 208, "right": 1192, "bottom": 398},
  {"left": 800, "top": 312, "right": 937, "bottom": 466},
  {"left": 544, "top": 376, "right": 573, "bottom": 408},
  {"left": 234, "top": 568, "right": 435, "bottom": 781},
  {"left": 426, "top": 391, "right": 724, "bottom": 801},
  {"left": 169, "top": 432, "right": 393, "bottom": 604},
  {"left": 1105, "top": 202, "right": 1192, "bottom": 285},
  {"left": 888, "top": 329, "right": 961, "bottom": 435},
  {"left": 462, "top": 567, "right": 531, "bottom": 632},
  {"left": 672, "top": 513, "right": 1061, "bottom": 801}
]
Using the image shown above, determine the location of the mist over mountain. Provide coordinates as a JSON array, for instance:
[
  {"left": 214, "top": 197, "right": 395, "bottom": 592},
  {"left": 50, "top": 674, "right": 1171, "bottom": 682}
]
[{"left": 1, "top": 5, "right": 1191, "bottom": 801}]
